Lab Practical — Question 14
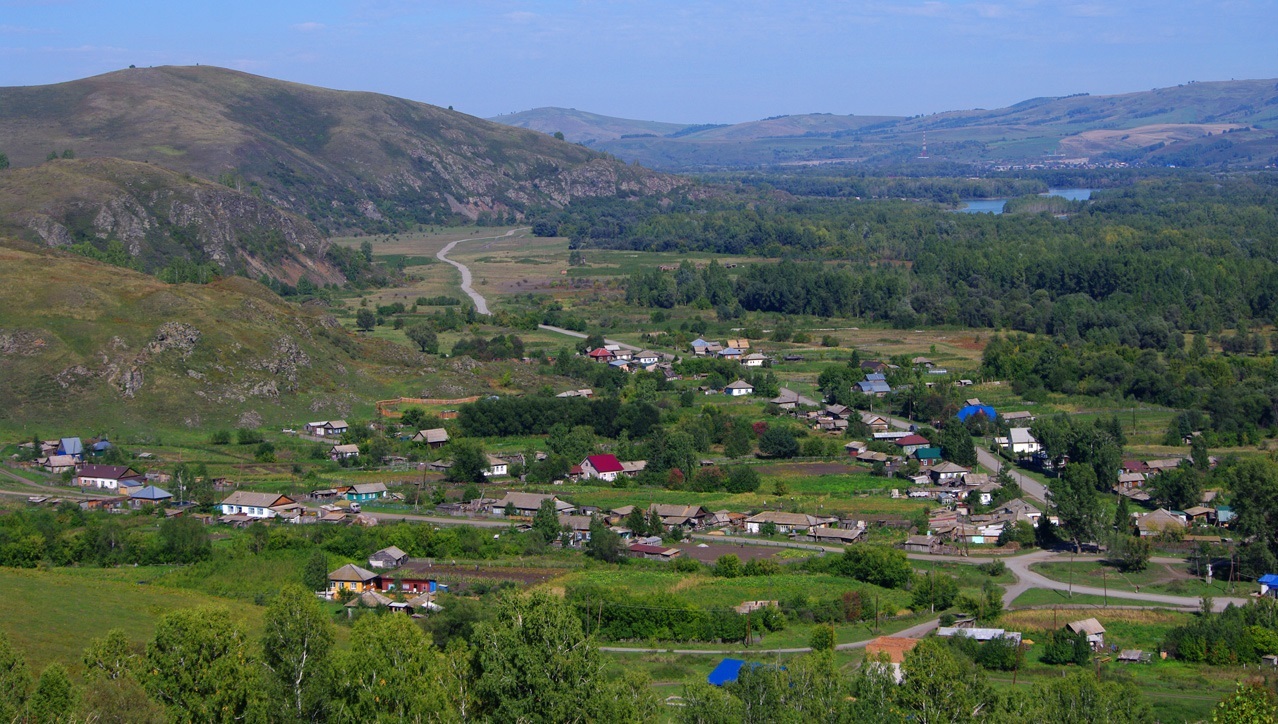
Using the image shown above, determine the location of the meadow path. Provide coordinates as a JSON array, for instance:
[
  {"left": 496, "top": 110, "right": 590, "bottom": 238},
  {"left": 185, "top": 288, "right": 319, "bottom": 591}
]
[{"left": 434, "top": 227, "right": 527, "bottom": 315}]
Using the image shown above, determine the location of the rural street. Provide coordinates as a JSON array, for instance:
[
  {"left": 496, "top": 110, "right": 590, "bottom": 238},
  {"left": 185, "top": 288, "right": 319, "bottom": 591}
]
[
  {"left": 882, "top": 412, "right": 1048, "bottom": 504},
  {"left": 434, "top": 228, "right": 528, "bottom": 315},
  {"left": 536, "top": 324, "right": 644, "bottom": 353}
]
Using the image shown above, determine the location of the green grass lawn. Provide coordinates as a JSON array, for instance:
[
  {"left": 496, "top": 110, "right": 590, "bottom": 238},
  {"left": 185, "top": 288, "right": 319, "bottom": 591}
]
[
  {"left": 1008, "top": 587, "right": 1187, "bottom": 609},
  {"left": 1029, "top": 560, "right": 1256, "bottom": 598}
]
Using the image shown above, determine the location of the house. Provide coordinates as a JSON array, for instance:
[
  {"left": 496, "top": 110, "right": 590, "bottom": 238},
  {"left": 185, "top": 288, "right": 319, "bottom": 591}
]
[
  {"left": 117, "top": 478, "right": 146, "bottom": 498},
  {"left": 913, "top": 357, "right": 935, "bottom": 368},
  {"left": 330, "top": 444, "right": 360, "bottom": 461},
  {"left": 860, "top": 413, "right": 890, "bottom": 433},
  {"left": 1002, "top": 411, "right": 1034, "bottom": 423},
  {"left": 412, "top": 428, "right": 450, "bottom": 448},
  {"left": 75, "top": 464, "right": 144, "bottom": 491},
  {"left": 803, "top": 527, "right": 864, "bottom": 544},
  {"left": 1067, "top": 618, "right": 1106, "bottom": 649},
  {"left": 383, "top": 561, "right": 445, "bottom": 594},
  {"left": 929, "top": 461, "right": 971, "bottom": 485},
  {"left": 493, "top": 492, "right": 575, "bottom": 517},
  {"left": 581, "top": 454, "right": 625, "bottom": 482},
  {"left": 620, "top": 460, "right": 647, "bottom": 475},
  {"left": 995, "top": 498, "right": 1042, "bottom": 525},
  {"left": 347, "top": 483, "right": 388, "bottom": 502},
  {"left": 770, "top": 388, "right": 820, "bottom": 409},
  {"left": 844, "top": 440, "right": 867, "bottom": 456},
  {"left": 650, "top": 504, "right": 710, "bottom": 530},
  {"left": 220, "top": 491, "right": 296, "bottom": 519},
  {"left": 857, "top": 379, "right": 892, "bottom": 396},
  {"left": 726, "top": 339, "right": 750, "bottom": 350},
  {"left": 744, "top": 511, "right": 834, "bottom": 534},
  {"left": 690, "top": 338, "right": 722, "bottom": 355},
  {"left": 484, "top": 455, "right": 509, "bottom": 477},
  {"left": 894, "top": 434, "right": 931, "bottom": 456},
  {"left": 556, "top": 388, "right": 594, "bottom": 398},
  {"left": 587, "top": 347, "right": 615, "bottom": 363},
  {"left": 1258, "top": 574, "right": 1278, "bottom": 597},
  {"left": 936, "top": 627, "right": 1022, "bottom": 644},
  {"left": 741, "top": 353, "right": 768, "bottom": 368},
  {"left": 718, "top": 348, "right": 743, "bottom": 361},
  {"left": 608, "top": 359, "right": 632, "bottom": 371},
  {"left": 1136, "top": 508, "right": 1187, "bottom": 537},
  {"left": 1183, "top": 506, "right": 1215, "bottom": 525},
  {"left": 1004, "top": 428, "right": 1041, "bottom": 455},
  {"left": 725, "top": 380, "right": 754, "bottom": 397},
  {"left": 58, "top": 437, "right": 84, "bottom": 460},
  {"left": 368, "top": 546, "right": 409, "bottom": 569},
  {"left": 305, "top": 420, "right": 349, "bottom": 437},
  {"left": 634, "top": 350, "right": 662, "bottom": 366},
  {"left": 129, "top": 486, "right": 172, "bottom": 506},
  {"left": 328, "top": 564, "right": 381, "bottom": 595},
  {"left": 861, "top": 360, "right": 889, "bottom": 373},
  {"left": 864, "top": 637, "right": 921, "bottom": 683},
  {"left": 558, "top": 515, "right": 595, "bottom": 546},
  {"left": 903, "top": 534, "right": 938, "bottom": 553}
]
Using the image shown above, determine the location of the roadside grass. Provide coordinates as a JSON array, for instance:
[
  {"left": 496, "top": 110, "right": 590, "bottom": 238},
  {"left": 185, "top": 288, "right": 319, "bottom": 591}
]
[
  {"left": 1008, "top": 587, "right": 1185, "bottom": 609},
  {"left": 1029, "top": 560, "right": 1256, "bottom": 598}
]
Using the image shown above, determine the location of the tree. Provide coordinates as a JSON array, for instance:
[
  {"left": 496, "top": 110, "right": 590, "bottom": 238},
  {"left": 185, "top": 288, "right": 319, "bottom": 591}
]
[
  {"left": 83, "top": 629, "right": 138, "bottom": 682},
  {"left": 899, "top": 637, "right": 991, "bottom": 724},
  {"left": 158, "top": 515, "right": 212, "bottom": 563},
  {"left": 714, "top": 554, "right": 743, "bottom": 578},
  {"left": 330, "top": 611, "right": 449, "bottom": 720},
  {"left": 1051, "top": 463, "right": 1104, "bottom": 551},
  {"left": 725, "top": 466, "right": 761, "bottom": 493},
  {"left": 532, "top": 498, "right": 563, "bottom": 543},
  {"left": 809, "top": 625, "right": 836, "bottom": 652},
  {"left": 553, "top": 130, "right": 565, "bottom": 141},
  {"left": 79, "top": 674, "right": 166, "bottom": 724},
  {"left": 1113, "top": 494, "right": 1131, "bottom": 534},
  {"left": 29, "top": 663, "right": 75, "bottom": 723},
  {"left": 758, "top": 426, "right": 800, "bottom": 458},
  {"left": 142, "top": 607, "right": 262, "bottom": 721},
  {"left": 1117, "top": 535, "right": 1152, "bottom": 573},
  {"left": 302, "top": 548, "right": 328, "bottom": 592},
  {"left": 625, "top": 508, "right": 649, "bottom": 537},
  {"left": 1030, "top": 671, "right": 1154, "bottom": 723},
  {"left": 406, "top": 323, "right": 439, "bottom": 354},
  {"left": 262, "top": 585, "right": 336, "bottom": 719},
  {"left": 912, "top": 572, "right": 959, "bottom": 612},
  {"left": 448, "top": 439, "right": 489, "bottom": 483},
  {"left": 1214, "top": 682, "right": 1278, "bottom": 723},
  {"left": 254, "top": 441, "right": 276, "bottom": 462},
  {"left": 0, "top": 630, "right": 31, "bottom": 722},
  {"left": 474, "top": 592, "right": 624, "bottom": 722},
  {"left": 836, "top": 545, "right": 913, "bottom": 589},
  {"left": 1150, "top": 465, "right": 1202, "bottom": 511},
  {"left": 355, "top": 308, "right": 376, "bottom": 331},
  {"left": 585, "top": 517, "right": 624, "bottom": 563},
  {"left": 938, "top": 419, "right": 977, "bottom": 467},
  {"left": 724, "top": 422, "right": 754, "bottom": 458},
  {"left": 0, "top": 152, "right": 8, "bottom": 169}
]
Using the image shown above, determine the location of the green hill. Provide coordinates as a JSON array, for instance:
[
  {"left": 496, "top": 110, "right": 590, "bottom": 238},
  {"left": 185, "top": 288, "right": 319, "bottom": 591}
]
[
  {"left": 0, "top": 239, "right": 423, "bottom": 431},
  {"left": 0, "top": 157, "right": 343, "bottom": 285},
  {"left": 487, "top": 107, "right": 693, "bottom": 144},
  {"left": 0, "top": 66, "right": 687, "bottom": 232}
]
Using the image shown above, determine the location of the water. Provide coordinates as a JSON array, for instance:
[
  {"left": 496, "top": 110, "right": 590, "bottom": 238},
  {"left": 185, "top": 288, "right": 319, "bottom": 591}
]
[{"left": 955, "top": 188, "right": 1094, "bottom": 214}]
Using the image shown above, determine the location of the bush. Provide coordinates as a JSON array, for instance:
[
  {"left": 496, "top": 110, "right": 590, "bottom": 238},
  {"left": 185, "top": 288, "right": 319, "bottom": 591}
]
[
  {"left": 1040, "top": 628, "right": 1091, "bottom": 666},
  {"left": 714, "top": 554, "right": 743, "bottom": 579},
  {"left": 911, "top": 572, "right": 959, "bottom": 611},
  {"left": 758, "top": 426, "right": 799, "bottom": 458},
  {"left": 976, "top": 635, "right": 1021, "bottom": 671},
  {"left": 835, "top": 546, "right": 912, "bottom": 589},
  {"left": 724, "top": 466, "right": 760, "bottom": 493},
  {"left": 975, "top": 560, "right": 1006, "bottom": 577},
  {"left": 236, "top": 428, "right": 264, "bottom": 445},
  {"left": 210, "top": 430, "right": 231, "bottom": 445}
]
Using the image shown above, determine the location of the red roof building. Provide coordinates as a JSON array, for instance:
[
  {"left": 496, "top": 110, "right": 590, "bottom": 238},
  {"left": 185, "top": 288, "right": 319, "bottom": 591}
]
[
  {"left": 588, "top": 348, "right": 615, "bottom": 362},
  {"left": 895, "top": 434, "right": 930, "bottom": 447},
  {"left": 583, "top": 454, "right": 625, "bottom": 474}
]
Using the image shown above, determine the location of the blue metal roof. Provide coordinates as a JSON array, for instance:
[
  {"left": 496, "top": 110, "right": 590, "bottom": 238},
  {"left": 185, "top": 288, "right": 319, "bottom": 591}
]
[
  {"left": 857, "top": 380, "right": 892, "bottom": 393},
  {"left": 131, "top": 486, "right": 172, "bottom": 500},
  {"left": 707, "top": 659, "right": 746, "bottom": 686},
  {"left": 59, "top": 437, "right": 83, "bottom": 455},
  {"left": 956, "top": 404, "right": 996, "bottom": 421},
  {"left": 866, "top": 373, "right": 887, "bottom": 382},
  {"left": 1259, "top": 574, "right": 1278, "bottom": 587}
]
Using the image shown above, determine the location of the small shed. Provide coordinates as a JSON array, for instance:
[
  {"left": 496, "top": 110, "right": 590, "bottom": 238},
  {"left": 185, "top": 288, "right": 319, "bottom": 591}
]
[
  {"left": 1258, "top": 574, "right": 1278, "bottom": 597},
  {"left": 1067, "top": 618, "right": 1106, "bottom": 649}
]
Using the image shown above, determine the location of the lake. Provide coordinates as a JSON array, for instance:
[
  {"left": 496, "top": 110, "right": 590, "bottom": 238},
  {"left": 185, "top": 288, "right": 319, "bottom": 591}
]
[{"left": 956, "top": 188, "right": 1094, "bottom": 214}]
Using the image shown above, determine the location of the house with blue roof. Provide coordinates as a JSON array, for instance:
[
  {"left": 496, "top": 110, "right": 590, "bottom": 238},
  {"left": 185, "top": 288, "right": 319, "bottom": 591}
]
[
  {"left": 857, "top": 379, "right": 892, "bottom": 396},
  {"left": 58, "top": 437, "right": 84, "bottom": 460}
]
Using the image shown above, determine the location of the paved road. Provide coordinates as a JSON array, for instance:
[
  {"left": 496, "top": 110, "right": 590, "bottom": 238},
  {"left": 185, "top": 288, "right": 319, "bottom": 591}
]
[
  {"left": 434, "top": 228, "right": 527, "bottom": 315},
  {"left": 536, "top": 324, "right": 644, "bottom": 353}
]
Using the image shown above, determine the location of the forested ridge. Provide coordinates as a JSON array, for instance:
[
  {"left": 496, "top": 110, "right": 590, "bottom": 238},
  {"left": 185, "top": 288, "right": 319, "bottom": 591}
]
[{"left": 591, "top": 174, "right": 1278, "bottom": 340}]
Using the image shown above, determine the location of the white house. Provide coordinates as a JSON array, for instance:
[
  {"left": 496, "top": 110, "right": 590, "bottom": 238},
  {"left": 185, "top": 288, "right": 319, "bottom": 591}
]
[
  {"left": 75, "top": 464, "right": 144, "bottom": 491},
  {"left": 744, "top": 511, "right": 835, "bottom": 534},
  {"left": 634, "top": 350, "right": 661, "bottom": 366},
  {"left": 306, "top": 420, "right": 349, "bottom": 437},
  {"left": 741, "top": 353, "right": 768, "bottom": 368},
  {"left": 330, "top": 444, "right": 360, "bottom": 461},
  {"left": 484, "top": 455, "right": 509, "bottom": 477},
  {"left": 725, "top": 380, "right": 754, "bottom": 397},
  {"left": 220, "top": 491, "right": 296, "bottom": 519},
  {"left": 1005, "top": 428, "right": 1042, "bottom": 455}
]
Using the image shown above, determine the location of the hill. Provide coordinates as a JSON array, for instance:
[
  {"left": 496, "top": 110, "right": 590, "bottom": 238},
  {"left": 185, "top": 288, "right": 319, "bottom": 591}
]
[
  {"left": 487, "top": 107, "right": 693, "bottom": 144},
  {"left": 0, "top": 66, "right": 687, "bottom": 232},
  {"left": 0, "top": 157, "right": 342, "bottom": 285},
  {"left": 0, "top": 238, "right": 426, "bottom": 431},
  {"left": 492, "top": 79, "right": 1278, "bottom": 170}
]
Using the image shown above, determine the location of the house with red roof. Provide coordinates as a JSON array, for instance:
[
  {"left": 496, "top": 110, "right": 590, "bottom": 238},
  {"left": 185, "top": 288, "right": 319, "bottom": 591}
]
[
  {"left": 580, "top": 454, "right": 626, "bottom": 482},
  {"left": 588, "top": 348, "right": 615, "bottom": 363},
  {"left": 894, "top": 434, "right": 931, "bottom": 456}
]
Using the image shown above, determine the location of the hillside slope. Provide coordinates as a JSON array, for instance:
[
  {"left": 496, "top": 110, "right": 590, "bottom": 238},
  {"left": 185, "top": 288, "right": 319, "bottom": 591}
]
[
  {"left": 0, "top": 158, "right": 341, "bottom": 285},
  {"left": 0, "top": 66, "right": 687, "bottom": 231},
  {"left": 487, "top": 107, "right": 693, "bottom": 144},
  {"left": 0, "top": 240, "right": 424, "bottom": 430}
]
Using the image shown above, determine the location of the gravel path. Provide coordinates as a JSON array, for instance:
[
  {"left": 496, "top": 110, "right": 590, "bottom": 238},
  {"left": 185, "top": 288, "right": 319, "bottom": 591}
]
[{"left": 434, "top": 228, "right": 527, "bottom": 315}]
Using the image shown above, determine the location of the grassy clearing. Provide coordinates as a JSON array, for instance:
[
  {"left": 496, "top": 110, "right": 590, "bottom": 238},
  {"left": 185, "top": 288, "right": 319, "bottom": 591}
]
[
  {"left": 1030, "top": 560, "right": 1256, "bottom": 598},
  {"left": 0, "top": 566, "right": 267, "bottom": 676},
  {"left": 1009, "top": 587, "right": 1185, "bottom": 609}
]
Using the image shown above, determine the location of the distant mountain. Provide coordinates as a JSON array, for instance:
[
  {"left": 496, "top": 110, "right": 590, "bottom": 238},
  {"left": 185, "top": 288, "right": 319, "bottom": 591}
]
[
  {"left": 0, "top": 66, "right": 687, "bottom": 232},
  {"left": 487, "top": 107, "right": 693, "bottom": 144},
  {"left": 0, "top": 158, "right": 342, "bottom": 285},
  {"left": 491, "top": 79, "right": 1278, "bottom": 170}
]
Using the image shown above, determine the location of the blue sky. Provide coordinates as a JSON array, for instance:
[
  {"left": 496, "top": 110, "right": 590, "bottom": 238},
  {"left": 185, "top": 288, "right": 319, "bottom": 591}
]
[{"left": 1, "top": 0, "right": 1274, "bottom": 123}]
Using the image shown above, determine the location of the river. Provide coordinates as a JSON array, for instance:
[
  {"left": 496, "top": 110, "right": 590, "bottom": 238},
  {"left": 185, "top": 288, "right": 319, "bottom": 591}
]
[{"left": 956, "top": 188, "right": 1094, "bottom": 215}]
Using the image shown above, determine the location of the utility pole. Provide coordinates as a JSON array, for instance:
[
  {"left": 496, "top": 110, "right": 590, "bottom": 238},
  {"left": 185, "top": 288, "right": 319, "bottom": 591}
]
[
  {"left": 1069, "top": 551, "right": 1074, "bottom": 598},
  {"left": 1103, "top": 568, "right": 1108, "bottom": 608}
]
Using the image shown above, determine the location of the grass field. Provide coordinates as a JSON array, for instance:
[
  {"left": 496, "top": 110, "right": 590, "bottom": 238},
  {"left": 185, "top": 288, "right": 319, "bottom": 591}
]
[
  {"left": 1030, "top": 560, "right": 1256, "bottom": 599},
  {"left": 0, "top": 566, "right": 267, "bottom": 675},
  {"left": 1008, "top": 587, "right": 1186, "bottom": 609}
]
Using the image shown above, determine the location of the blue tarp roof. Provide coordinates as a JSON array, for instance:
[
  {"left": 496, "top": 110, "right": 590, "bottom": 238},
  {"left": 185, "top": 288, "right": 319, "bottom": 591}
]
[
  {"left": 59, "top": 437, "right": 83, "bottom": 455},
  {"left": 956, "top": 404, "right": 997, "bottom": 422},
  {"left": 1259, "top": 574, "right": 1278, "bottom": 587},
  {"left": 707, "top": 659, "right": 747, "bottom": 686}
]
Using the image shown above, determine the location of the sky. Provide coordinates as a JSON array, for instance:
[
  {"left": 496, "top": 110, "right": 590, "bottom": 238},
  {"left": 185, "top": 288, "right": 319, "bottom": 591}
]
[{"left": 1, "top": 0, "right": 1275, "bottom": 123}]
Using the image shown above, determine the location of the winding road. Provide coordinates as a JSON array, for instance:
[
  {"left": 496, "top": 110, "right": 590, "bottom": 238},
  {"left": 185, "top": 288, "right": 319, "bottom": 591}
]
[{"left": 434, "top": 228, "right": 528, "bottom": 315}]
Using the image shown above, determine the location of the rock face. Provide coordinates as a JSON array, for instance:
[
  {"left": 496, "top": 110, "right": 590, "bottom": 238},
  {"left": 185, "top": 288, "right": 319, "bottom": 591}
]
[
  {"left": 0, "top": 66, "right": 690, "bottom": 233},
  {"left": 0, "top": 158, "right": 344, "bottom": 286}
]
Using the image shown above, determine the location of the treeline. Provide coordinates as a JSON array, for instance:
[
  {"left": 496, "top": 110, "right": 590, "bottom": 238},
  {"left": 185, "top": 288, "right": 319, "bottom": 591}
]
[
  {"left": 702, "top": 172, "right": 1049, "bottom": 203},
  {"left": 1165, "top": 598, "right": 1278, "bottom": 665},
  {"left": 982, "top": 333, "right": 1278, "bottom": 444},
  {"left": 0, "top": 505, "right": 212, "bottom": 568},
  {"left": 605, "top": 175, "right": 1278, "bottom": 337},
  {"left": 566, "top": 585, "right": 782, "bottom": 643},
  {"left": 457, "top": 396, "right": 662, "bottom": 439}
]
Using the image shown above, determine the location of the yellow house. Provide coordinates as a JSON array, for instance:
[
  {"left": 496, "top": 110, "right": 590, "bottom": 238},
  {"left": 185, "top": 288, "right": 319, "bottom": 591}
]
[{"left": 328, "top": 563, "right": 381, "bottom": 594}]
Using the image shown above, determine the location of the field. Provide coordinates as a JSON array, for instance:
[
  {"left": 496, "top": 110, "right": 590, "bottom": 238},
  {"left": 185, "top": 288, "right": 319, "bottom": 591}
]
[{"left": 1030, "top": 559, "right": 1257, "bottom": 599}]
